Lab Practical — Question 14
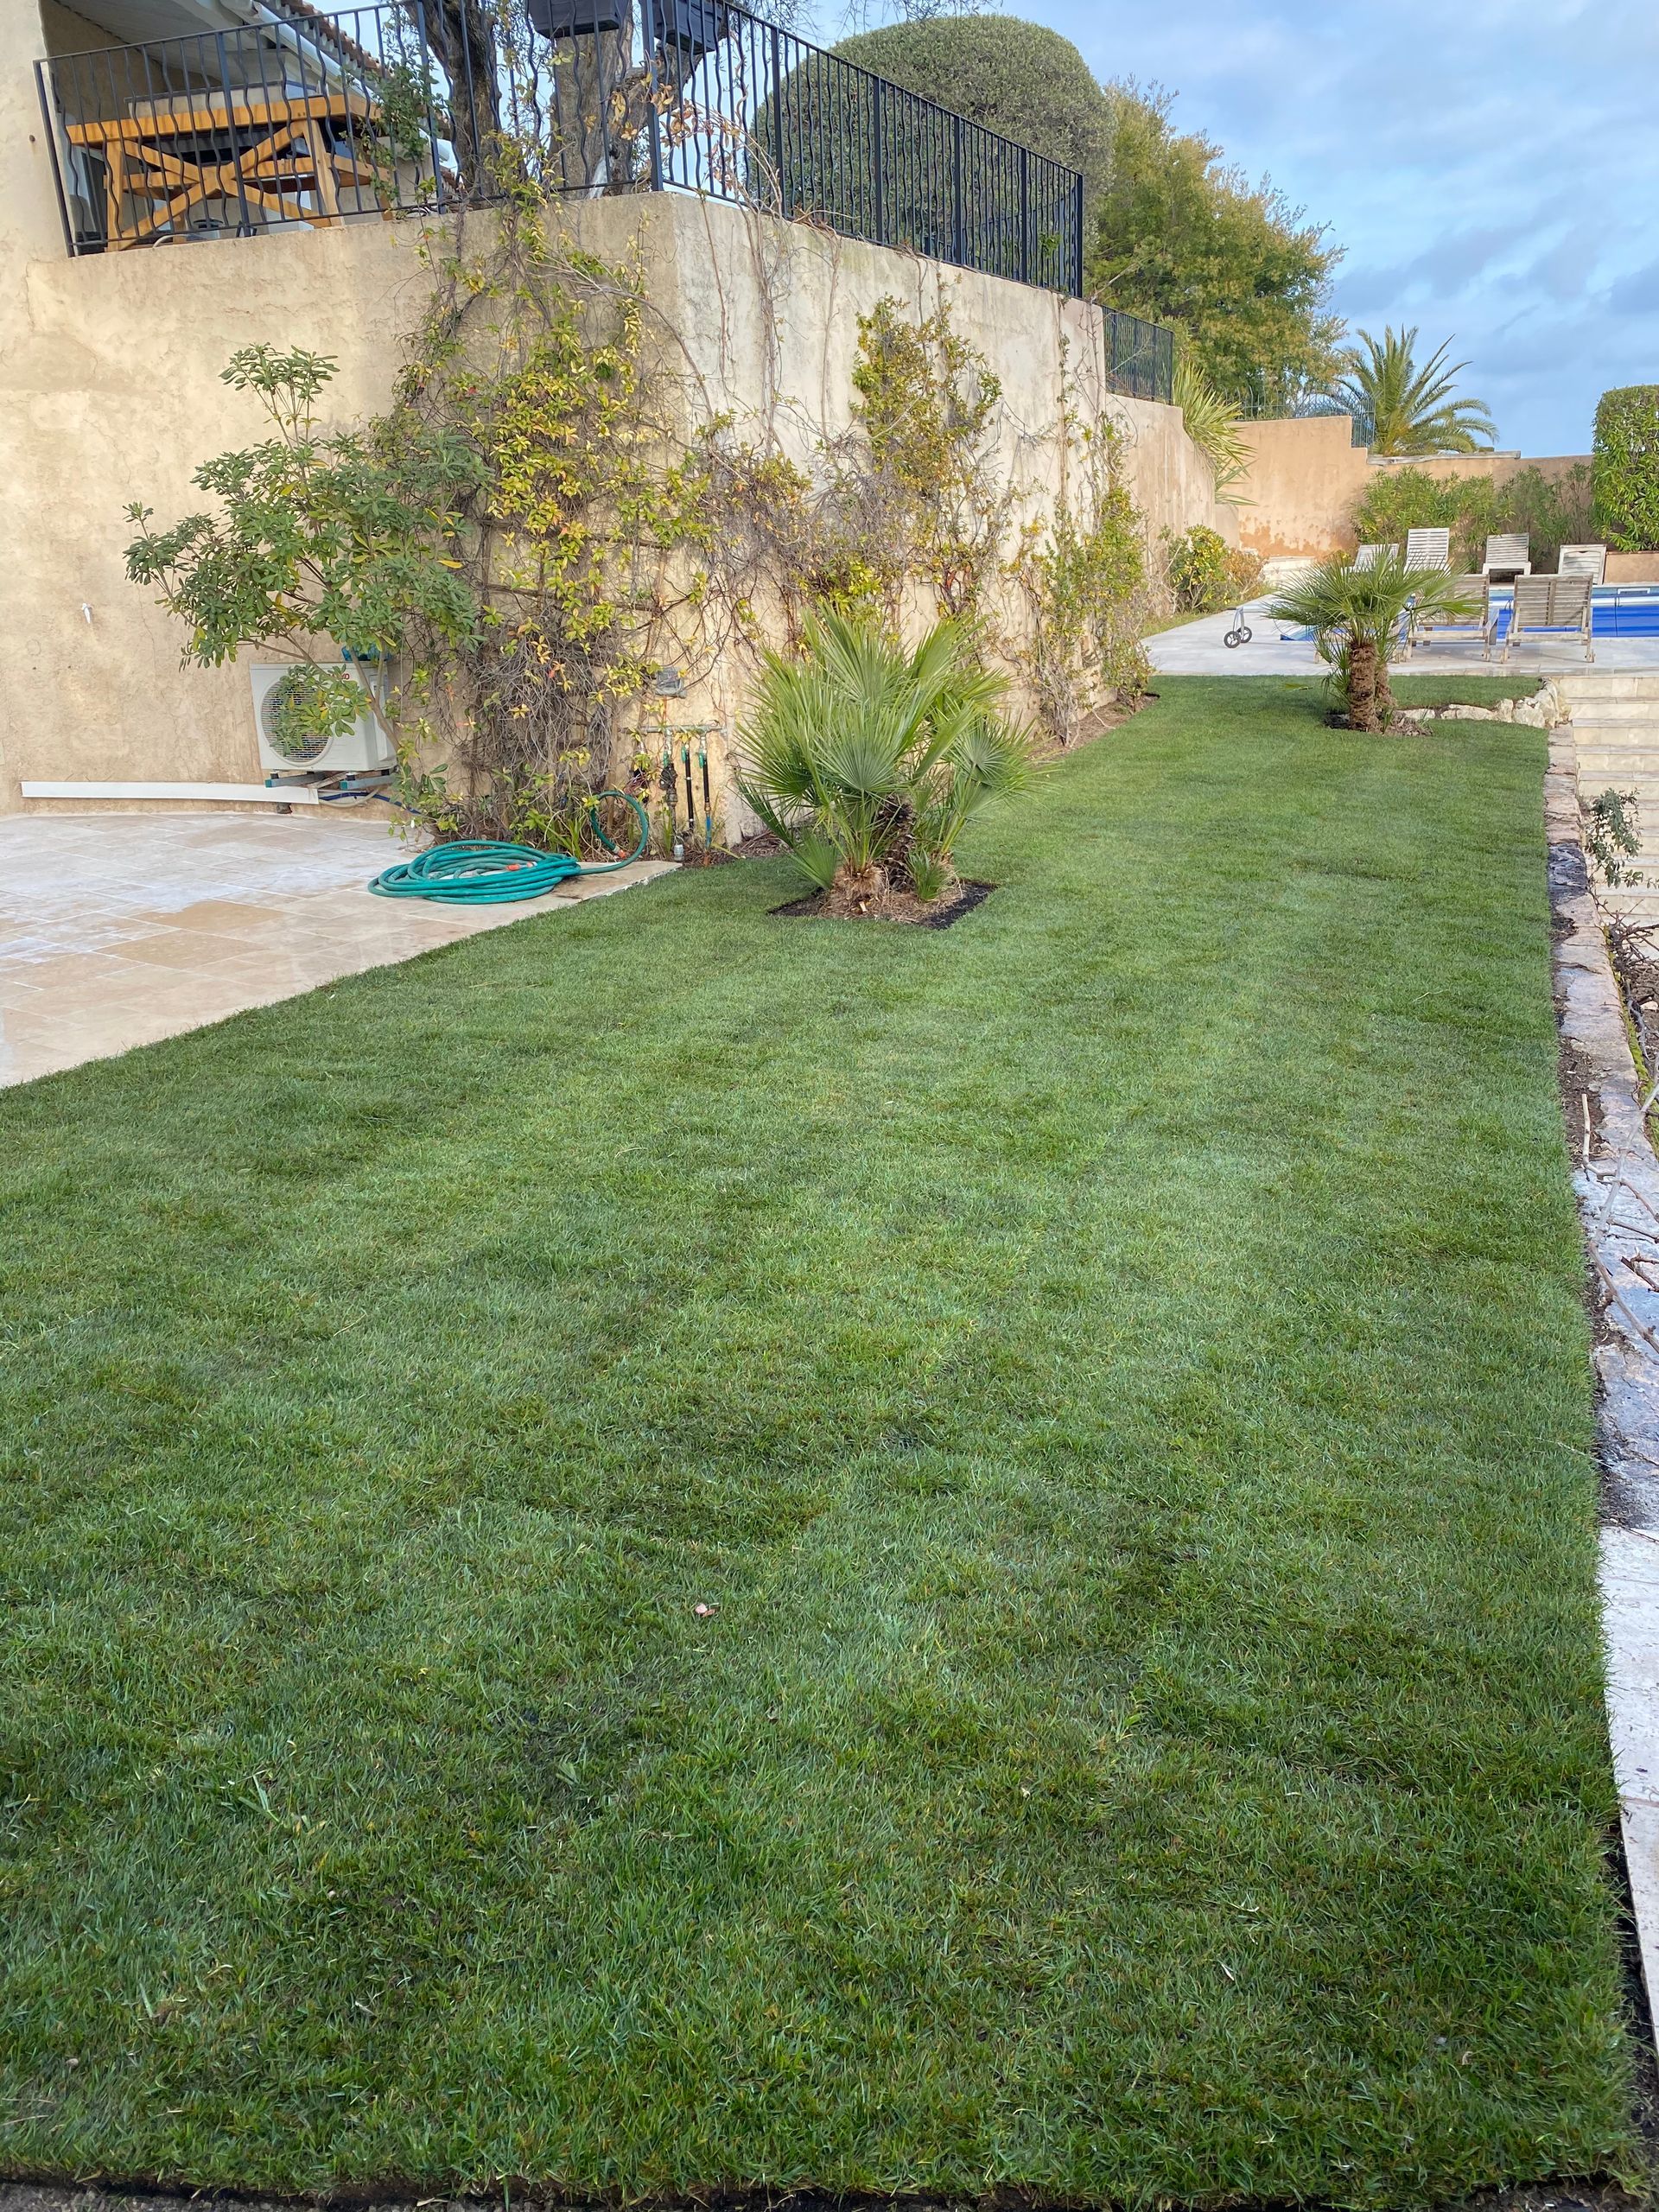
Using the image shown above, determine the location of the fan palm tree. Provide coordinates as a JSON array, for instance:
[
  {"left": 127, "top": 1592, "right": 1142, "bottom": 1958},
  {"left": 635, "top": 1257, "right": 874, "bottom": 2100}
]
[
  {"left": 1268, "top": 552, "right": 1483, "bottom": 732},
  {"left": 1330, "top": 327, "right": 1497, "bottom": 457},
  {"left": 738, "top": 611, "right": 1034, "bottom": 904}
]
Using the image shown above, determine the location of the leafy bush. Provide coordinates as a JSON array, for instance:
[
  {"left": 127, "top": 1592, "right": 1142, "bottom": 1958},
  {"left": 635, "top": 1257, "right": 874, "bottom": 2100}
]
[
  {"left": 124, "top": 346, "right": 480, "bottom": 762},
  {"left": 1166, "top": 525, "right": 1263, "bottom": 613},
  {"left": 1012, "top": 420, "right": 1150, "bottom": 741},
  {"left": 1351, "top": 462, "right": 1595, "bottom": 573},
  {"left": 831, "top": 19, "right": 1340, "bottom": 411},
  {"left": 1594, "top": 387, "right": 1659, "bottom": 551},
  {"left": 832, "top": 17, "right": 1114, "bottom": 200},
  {"left": 737, "top": 612, "right": 1034, "bottom": 906},
  {"left": 1268, "top": 552, "right": 1481, "bottom": 732},
  {"left": 1584, "top": 787, "right": 1644, "bottom": 889}
]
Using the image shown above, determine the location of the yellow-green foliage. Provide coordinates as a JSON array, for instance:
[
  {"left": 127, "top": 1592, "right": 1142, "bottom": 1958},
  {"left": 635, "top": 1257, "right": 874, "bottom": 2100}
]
[
  {"left": 1011, "top": 414, "right": 1149, "bottom": 740},
  {"left": 850, "top": 296, "right": 1007, "bottom": 620}
]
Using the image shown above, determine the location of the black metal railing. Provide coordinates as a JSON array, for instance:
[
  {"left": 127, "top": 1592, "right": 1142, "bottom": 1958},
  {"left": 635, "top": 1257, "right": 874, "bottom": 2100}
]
[
  {"left": 34, "top": 1, "right": 1170, "bottom": 397},
  {"left": 1233, "top": 394, "right": 1370, "bottom": 444},
  {"left": 35, "top": 5, "right": 445, "bottom": 253},
  {"left": 1102, "top": 308, "right": 1174, "bottom": 405}
]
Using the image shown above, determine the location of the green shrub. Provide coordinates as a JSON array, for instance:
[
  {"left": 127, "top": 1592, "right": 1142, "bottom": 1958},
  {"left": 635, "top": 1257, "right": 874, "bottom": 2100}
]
[
  {"left": 736, "top": 611, "right": 1034, "bottom": 906},
  {"left": 1594, "top": 387, "right": 1659, "bottom": 551},
  {"left": 1267, "top": 551, "right": 1482, "bottom": 732},
  {"left": 1351, "top": 462, "right": 1594, "bottom": 572},
  {"left": 1166, "top": 524, "right": 1262, "bottom": 613}
]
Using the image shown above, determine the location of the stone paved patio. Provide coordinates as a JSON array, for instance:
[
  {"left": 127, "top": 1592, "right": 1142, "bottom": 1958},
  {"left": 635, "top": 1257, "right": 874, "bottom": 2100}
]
[
  {"left": 1148, "top": 600, "right": 1659, "bottom": 677},
  {"left": 0, "top": 813, "right": 672, "bottom": 1088}
]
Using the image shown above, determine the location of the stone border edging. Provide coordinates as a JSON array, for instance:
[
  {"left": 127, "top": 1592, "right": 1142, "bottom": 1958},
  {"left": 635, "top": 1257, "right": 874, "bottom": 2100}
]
[{"left": 1549, "top": 719, "right": 1659, "bottom": 2035}]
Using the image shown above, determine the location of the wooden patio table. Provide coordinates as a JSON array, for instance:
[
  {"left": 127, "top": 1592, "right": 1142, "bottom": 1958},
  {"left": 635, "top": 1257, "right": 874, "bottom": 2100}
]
[{"left": 66, "top": 86, "right": 385, "bottom": 248}]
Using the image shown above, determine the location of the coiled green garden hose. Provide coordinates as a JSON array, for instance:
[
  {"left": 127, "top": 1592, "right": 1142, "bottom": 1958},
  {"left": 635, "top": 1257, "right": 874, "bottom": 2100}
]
[{"left": 369, "top": 791, "right": 650, "bottom": 904}]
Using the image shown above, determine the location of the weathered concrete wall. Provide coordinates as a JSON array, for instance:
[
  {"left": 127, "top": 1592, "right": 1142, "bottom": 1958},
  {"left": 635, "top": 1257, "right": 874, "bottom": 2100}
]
[
  {"left": 1230, "top": 411, "right": 1592, "bottom": 562},
  {"left": 3, "top": 0, "right": 1233, "bottom": 813}
]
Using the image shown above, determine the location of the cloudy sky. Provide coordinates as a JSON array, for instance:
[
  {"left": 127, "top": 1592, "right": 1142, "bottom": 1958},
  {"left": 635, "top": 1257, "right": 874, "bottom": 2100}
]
[{"left": 850, "top": 0, "right": 1659, "bottom": 455}]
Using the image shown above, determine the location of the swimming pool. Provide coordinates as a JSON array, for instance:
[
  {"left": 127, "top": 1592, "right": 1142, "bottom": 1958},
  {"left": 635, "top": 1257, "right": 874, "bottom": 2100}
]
[
  {"left": 1491, "top": 583, "right": 1659, "bottom": 638},
  {"left": 1276, "top": 584, "right": 1659, "bottom": 644}
]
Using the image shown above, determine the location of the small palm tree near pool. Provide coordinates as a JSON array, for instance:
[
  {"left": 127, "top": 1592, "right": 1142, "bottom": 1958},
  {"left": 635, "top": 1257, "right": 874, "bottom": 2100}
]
[
  {"left": 738, "top": 611, "right": 1035, "bottom": 906},
  {"left": 1268, "top": 551, "right": 1483, "bottom": 732},
  {"left": 1332, "top": 326, "right": 1497, "bottom": 455}
]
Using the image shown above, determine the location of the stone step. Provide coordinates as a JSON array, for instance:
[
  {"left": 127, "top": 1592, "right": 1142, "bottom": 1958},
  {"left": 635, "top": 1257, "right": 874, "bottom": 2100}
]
[
  {"left": 1567, "top": 703, "right": 1659, "bottom": 727},
  {"left": 1573, "top": 751, "right": 1659, "bottom": 772},
  {"left": 1558, "top": 674, "right": 1659, "bottom": 702}
]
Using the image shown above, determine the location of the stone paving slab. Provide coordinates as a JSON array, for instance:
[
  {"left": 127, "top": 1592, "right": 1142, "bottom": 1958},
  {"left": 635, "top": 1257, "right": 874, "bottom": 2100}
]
[{"left": 0, "top": 815, "right": 674, "bottom": 1088}]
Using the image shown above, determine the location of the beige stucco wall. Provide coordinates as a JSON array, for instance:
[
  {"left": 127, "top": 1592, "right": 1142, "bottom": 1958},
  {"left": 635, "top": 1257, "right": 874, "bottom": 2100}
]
[
  {"left": 1230, "top": 412, "right": 1592, "bottom": 562},
  {"left": 3, "top": 2, "right": 1233, "bottom": 813}
]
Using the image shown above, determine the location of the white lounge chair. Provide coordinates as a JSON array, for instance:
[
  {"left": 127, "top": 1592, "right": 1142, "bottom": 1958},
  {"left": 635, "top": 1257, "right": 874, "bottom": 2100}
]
[
  {"left": 1502, "top": 573, "right": 1594, "bottom": 663},
  {"left": 1354, "top": 543, "right": 1398, "bottom": 570},
  {"left": 1408, "top": 575, "right": 1494, "bottom": 658},
  {"left": 1404, "top": 527, "right": 1452, "bottom": 570},
  {"left": 1482, "top": 532, "right": 1530, "bottom": 581},
  {"left": 1559, "top": 543, "right": 1607, "bottom": 585}
]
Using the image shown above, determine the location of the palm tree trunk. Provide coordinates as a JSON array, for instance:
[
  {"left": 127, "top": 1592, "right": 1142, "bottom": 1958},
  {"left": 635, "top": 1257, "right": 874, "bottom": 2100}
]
[
  {"left": 1374, "top": 653, "right": 1395, "bottom": 729},
  {"left": 1347, "top": 637, "right": 1380, "bottom": 732}
]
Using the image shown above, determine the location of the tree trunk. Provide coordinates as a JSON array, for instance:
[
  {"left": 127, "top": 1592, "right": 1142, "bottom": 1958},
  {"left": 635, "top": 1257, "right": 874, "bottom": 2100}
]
[
  {"left": 406, "top": 0, "right": 502, "bottom": 199},
  {"left": 1346, "top": 636, "right": 1379, "bottom": 732},
  {"left": 549, "top": 26, "right": 647, "bottom": 189},
  {"left": 1373, "top": 654, "right": 1394, "bottom": 730}
]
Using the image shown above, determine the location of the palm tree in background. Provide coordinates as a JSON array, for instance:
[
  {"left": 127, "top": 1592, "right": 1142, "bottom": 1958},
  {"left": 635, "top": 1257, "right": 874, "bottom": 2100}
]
[{"left": 1331, "top": 327, "right": 1497, "bottom": 456}]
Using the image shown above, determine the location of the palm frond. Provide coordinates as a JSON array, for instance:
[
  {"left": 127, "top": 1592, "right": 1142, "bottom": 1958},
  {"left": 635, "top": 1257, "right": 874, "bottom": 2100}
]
[
  {"left": 734, "top": 609, "right": 1036, "bottom": 896},
  {"left": 1174, "top": 354, "right": 1250, "bottom": 499},
  {"left": 1330, "top": 327, "right": 1497, "bottom": 457}
]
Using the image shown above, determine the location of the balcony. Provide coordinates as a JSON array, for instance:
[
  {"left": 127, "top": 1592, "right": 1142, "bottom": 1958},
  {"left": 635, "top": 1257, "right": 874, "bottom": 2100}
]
[{"left": 31, "top": 0, "right": 1170, "bottom": 396}]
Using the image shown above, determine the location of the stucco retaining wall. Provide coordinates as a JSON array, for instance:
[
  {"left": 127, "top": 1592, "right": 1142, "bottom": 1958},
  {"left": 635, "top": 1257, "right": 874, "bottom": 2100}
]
[
  {"left": 1230, "top": 412, "right": 1592, "bottom": 563},
  {"left": 2, "top": 8, "right": 1232, "bottom": 813}
]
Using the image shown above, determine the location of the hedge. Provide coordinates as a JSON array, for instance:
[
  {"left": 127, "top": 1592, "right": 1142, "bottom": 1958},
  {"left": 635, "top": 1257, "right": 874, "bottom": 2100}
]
[{"left": 1593, "top": 385, "right": 1659, "bottom": 550}]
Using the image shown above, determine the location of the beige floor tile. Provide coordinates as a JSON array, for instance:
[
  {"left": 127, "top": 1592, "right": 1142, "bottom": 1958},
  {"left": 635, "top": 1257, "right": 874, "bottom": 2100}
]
[
  {"left": 0, "top": 819, "right": 674, "bottom": 1087},
  {"left": 111, "top": 930, "right": 268, "bottom": 972},
  {"left": 141, "top": 899, "right": 289, "bottom": 937}
]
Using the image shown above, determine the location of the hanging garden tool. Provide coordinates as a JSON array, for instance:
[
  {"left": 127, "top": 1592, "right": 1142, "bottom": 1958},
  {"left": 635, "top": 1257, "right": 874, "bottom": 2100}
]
[{"left": 652, "top": 665, "right": 686, "bottom": 859}]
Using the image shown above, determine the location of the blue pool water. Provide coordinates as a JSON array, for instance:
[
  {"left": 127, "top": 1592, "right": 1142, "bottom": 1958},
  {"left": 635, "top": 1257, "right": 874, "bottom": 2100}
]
[
  {"left": 1278, "top": 585, "right": 1659, "bottom": 644},
  {"left": 1561, "top": 585, "right": 1659, "bottom": 637}
]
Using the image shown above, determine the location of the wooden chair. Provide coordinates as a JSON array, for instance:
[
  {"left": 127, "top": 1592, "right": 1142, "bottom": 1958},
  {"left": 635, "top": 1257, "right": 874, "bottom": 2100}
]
[
  {"left": 1482, "top": 531, "right": 1530, "bottom": 581},
  {"left": 1404, "top": 527, "right": 1452, "bottom": 570},
  {"left": 1559, "top": 543, "right": 1607, "bottom": 585},
  {"left": 1502, "top": 573, "right": 1594, "bottom": 663},
  {"left": 1408, "top": 575, "right": 1494, "bottom": 658}
]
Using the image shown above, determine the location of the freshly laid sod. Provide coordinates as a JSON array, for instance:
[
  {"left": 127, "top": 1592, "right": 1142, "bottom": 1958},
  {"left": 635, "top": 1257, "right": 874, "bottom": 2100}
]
[{"left": 0, "top": 677, "right": 1634, "bottom": 2203}]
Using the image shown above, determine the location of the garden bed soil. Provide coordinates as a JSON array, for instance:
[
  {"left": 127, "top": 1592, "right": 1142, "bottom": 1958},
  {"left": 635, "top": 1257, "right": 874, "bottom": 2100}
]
[
  {"left": 772, "top": 880, "right": 996, "bottom": 928},
  {"left": 1606, "top": 916, "right": 1659, "bottom": 1084}
]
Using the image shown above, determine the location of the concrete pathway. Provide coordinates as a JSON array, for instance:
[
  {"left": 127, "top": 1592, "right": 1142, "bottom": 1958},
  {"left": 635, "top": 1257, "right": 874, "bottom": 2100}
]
[
  {"left": 1148, "top": 601, "right": 1659, "bottom": 678},
  {"left": 0, "top": 813, "right": 672, "bottom": 1087}
]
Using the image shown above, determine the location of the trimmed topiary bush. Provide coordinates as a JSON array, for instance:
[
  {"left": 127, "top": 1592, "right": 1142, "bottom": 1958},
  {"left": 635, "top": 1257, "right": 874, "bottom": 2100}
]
[{"left": 1594, "top": 386, "right": 1659, "bottom": 551}]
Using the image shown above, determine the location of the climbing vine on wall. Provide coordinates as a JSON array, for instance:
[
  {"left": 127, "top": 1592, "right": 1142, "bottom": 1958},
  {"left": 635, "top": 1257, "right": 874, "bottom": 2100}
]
[{"left": 126, "top": 207, "right": 1160, "bottom": 848}]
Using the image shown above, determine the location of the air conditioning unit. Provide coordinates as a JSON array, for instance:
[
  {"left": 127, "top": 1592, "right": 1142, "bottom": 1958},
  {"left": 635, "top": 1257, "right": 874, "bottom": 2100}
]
[{"left": 251, "top": 662, "right": 393, "bottom": 776}]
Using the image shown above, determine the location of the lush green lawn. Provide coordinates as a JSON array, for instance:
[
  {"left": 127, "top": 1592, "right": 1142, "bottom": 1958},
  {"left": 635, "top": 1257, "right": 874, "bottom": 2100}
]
[{"left": 0, "top": 677, "right": 1633, "bottom": 2205}]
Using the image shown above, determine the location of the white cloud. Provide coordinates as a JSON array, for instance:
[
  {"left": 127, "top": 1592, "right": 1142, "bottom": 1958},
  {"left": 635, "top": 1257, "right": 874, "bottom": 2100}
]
[{"left": 1020, "top": 0, "right": 1659, "bottom": 449}]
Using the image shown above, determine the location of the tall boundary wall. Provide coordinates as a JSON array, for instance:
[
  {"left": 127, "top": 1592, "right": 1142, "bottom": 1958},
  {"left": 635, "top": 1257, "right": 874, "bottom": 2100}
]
[
  {"left": 1230, "top": 413, "right": 1592, "bottom": 564},
  {"left": 1, "top": 7, "right": 1234, "bottom": 813}
]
